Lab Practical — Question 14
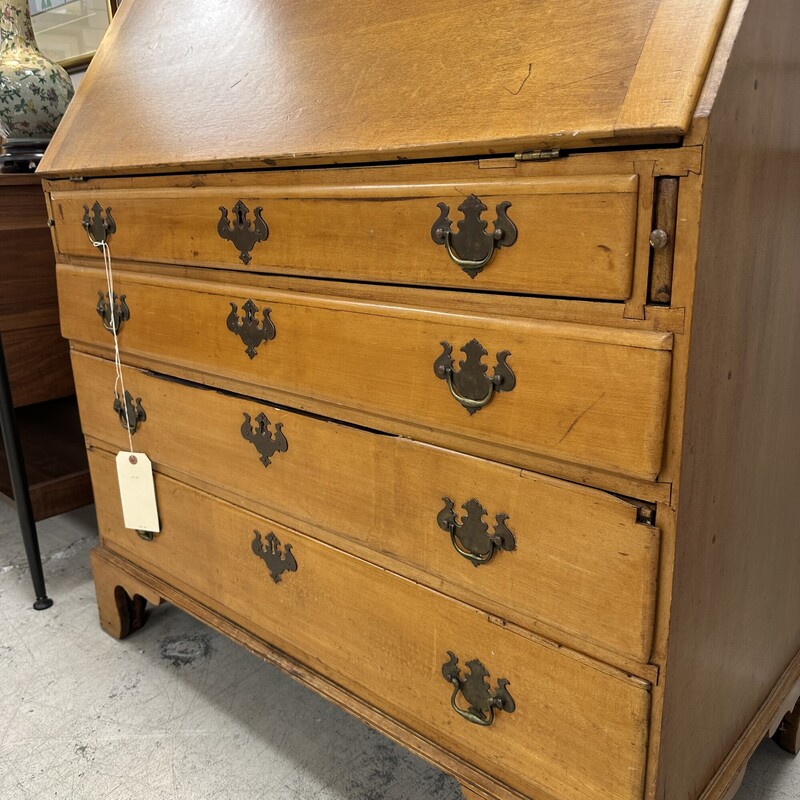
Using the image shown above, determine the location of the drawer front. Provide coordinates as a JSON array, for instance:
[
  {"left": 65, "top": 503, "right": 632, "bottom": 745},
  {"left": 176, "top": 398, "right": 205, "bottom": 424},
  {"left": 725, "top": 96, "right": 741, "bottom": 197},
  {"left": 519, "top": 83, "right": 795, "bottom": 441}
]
[
  {"left": 58, "top": 265, "right": 672, "bottom": 480},
  {"left": 88, "top": 450, "right": 650, "bottom": 800},
  {"left": 51, "top": 173, "right": 638, "bottom": 300},
  {"left": 73, "top": 351, "right": 659, "bottom": 662}
]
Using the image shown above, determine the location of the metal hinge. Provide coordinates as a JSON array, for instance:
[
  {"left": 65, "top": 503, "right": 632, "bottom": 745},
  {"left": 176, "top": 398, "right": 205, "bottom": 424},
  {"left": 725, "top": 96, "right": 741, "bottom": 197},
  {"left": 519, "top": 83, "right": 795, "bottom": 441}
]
[{"left": 514, "top": 148, "right": 561, "bottom": 162}]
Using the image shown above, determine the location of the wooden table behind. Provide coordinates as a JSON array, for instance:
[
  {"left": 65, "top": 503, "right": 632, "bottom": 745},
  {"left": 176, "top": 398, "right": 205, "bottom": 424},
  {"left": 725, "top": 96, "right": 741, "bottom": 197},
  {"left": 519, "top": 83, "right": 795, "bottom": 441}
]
[{"left": 0, "top": 174, "right": 91, "bottom": 520}]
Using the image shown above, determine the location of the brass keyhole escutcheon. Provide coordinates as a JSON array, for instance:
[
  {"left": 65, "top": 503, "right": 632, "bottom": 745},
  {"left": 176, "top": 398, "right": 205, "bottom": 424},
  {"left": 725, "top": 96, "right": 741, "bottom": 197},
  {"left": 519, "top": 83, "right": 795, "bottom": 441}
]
[
  {"left": 113, "top": 390, "right": 146, "bottom": 434},
  {"left": 217, "top": 200, "right": 269, "bottom": 265}
]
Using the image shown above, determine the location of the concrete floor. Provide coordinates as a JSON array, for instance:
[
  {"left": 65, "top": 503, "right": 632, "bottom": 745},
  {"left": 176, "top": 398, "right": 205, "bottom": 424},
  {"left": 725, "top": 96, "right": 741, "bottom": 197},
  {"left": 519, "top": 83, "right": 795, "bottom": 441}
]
[{"left": 1, "top": 502, "right": 798, "bottom": 800}]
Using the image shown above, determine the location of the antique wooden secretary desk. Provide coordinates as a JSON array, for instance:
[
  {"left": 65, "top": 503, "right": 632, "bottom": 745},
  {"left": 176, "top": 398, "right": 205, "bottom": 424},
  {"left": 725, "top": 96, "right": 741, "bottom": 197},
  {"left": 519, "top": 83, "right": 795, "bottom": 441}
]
[{"left": 37, "top": 1, "right": 800, "bottom": 798}]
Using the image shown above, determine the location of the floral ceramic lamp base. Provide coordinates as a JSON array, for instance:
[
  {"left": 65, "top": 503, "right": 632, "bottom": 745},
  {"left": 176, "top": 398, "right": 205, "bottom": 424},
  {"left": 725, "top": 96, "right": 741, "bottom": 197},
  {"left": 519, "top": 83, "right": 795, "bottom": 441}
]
[{"left": 0, "top": 0, "right": 74, "bottom": 171}]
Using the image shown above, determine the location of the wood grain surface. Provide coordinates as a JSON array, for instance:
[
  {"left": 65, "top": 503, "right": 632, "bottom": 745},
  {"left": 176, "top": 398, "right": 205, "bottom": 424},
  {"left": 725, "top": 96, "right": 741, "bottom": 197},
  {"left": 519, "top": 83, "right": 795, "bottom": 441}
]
[
  {"left": 88, "top": 448, "right": 651, "bottom": 800},
  {"left": 0, "top": 229, "right": 58, "bottom": 320},
  {"left": 58, "top": 265, "right": 673, "bottom": 480},
  {"left": 0, "top": 175, "right": 89, "bottom": 517},
  {"left": 50, "top": 173, "right": 639, "bottom": 300},
  {"left": 0, "top": 397, "right": 91, "bottom": 520},
  {"left": 656, "top": 0, "right": 800, "bottom": 797},
  {"left": 73, "top": 350, "right": 660, "bottom": 664},
  {"left": 41, "top": 2, "right": 800, "bottom": 798},
  {"left": 0, "top": 324, "right": 73, "bottom": 408},
  {"left": 37, "top": 0, "right": 731, "bottom": 176}
]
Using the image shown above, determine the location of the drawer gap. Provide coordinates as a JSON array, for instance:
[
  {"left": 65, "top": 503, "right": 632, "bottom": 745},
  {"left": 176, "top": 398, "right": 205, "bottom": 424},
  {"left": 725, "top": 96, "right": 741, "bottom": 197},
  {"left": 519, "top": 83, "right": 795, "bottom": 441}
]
[
  {"left": 143, "top": 367, "right": 397, "bottom": 439},
  {"left": 612, "top": 492, "right": 658, "bottom": 527},
  {"left": 68, "top": 258, "right": 636, "bottom": 305},
  {"left": 143, "top": 367, "right": 664, "bottom": 510},
  {"left": 192, "top": 269, "right": 633, "bottom": 306}
]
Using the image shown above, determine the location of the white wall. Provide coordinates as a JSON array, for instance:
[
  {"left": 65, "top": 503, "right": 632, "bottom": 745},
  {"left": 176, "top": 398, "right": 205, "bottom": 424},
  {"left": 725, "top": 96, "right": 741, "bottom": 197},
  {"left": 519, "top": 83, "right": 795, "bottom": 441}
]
[{"left": 70, "top": 69, "right": 86, "bottom": 91}]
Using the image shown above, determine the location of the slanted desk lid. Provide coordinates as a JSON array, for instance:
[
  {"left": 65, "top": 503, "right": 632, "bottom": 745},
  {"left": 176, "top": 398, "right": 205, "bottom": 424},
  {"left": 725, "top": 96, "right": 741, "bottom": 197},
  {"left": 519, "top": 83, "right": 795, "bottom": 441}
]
[{"left": 38, "top": 0, "right": 732, "bottom": 177}]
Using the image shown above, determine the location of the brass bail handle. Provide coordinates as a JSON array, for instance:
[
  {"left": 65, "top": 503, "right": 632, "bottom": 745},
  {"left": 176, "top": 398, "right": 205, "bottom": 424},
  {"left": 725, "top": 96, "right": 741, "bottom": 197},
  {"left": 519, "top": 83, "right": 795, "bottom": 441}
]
[
  {"left": 442, "top": 230, "right": 497, "bottom": 272},
  {"left": 449, "top": 529, "right": 493, "bottom": 565},
  {"left": 442, "top": 368, "right": 498, "bottom": 412},
  {"left": 441, "top": 652, "right": 516, "bottom": 727},
  {"left": 431, "top": 194, "right": 517, "bottom": 278},
  {"left": 96, "top": 291, "right": 130, "bottom": 334},
  {"left": 82, "top": 201, "right": 116, "bottom": 245},
  {"left": 448, "top": 683, "right": 497, "bottom": 727},
  {"left": 433, "top": 339, "right": 516, "bottom": 415},
  {"left": 437, "top": 498, "right": 516, "bottom": 567}
]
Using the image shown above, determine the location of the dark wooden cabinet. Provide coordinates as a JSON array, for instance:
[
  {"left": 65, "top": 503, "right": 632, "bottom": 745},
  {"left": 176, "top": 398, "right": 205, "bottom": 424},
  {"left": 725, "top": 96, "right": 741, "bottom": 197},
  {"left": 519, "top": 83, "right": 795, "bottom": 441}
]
[{"left": 0, "top": 174, "right": 91, "bottom": 520}]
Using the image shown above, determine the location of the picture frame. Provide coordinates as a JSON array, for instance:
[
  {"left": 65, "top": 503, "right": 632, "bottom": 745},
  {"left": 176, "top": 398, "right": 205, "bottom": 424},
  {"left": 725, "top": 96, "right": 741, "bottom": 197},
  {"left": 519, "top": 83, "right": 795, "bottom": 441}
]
[{"left": 29, "top": 0, "right": 118, "bottom": 72}]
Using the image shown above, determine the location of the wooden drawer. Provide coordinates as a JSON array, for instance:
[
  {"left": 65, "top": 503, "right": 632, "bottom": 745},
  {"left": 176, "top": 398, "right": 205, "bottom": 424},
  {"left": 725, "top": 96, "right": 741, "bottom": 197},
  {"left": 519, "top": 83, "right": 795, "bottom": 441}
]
[
  {"left": 88, "top": 448, "right": 650, "bottom": 800},
  {"left": 58, "top": 265, "right": 672, "bottom": 480},
  {"left": 50, "top": 169, "right": 639, "bottom": 300},
  {"left": 73, "top": 351, "right": 659, "bottom": 663}
]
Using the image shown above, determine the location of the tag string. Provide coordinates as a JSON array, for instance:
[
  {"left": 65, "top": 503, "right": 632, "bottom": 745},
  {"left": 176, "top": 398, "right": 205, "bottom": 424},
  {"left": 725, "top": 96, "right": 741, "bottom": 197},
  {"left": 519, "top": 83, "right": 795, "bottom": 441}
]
[{"left": 92, "top": 237, "right": 134, "bottom": 453}]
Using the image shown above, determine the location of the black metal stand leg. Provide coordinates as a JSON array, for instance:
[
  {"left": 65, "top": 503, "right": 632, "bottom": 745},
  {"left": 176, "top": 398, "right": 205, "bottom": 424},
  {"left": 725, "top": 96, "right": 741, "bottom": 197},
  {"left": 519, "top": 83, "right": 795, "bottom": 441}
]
[{"left": 0, "top": 331, "right": 52, "bottom": 610}]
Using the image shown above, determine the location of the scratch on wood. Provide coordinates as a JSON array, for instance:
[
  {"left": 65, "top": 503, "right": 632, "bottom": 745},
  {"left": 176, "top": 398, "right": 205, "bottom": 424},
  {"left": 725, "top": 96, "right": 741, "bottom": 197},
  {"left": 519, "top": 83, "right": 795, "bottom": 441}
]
[
  {"left": 556, "top": 393, "right": 607, "bottom": 446},
  {"left": 504, "top": 63, "right": 533, "bottom": 96}
]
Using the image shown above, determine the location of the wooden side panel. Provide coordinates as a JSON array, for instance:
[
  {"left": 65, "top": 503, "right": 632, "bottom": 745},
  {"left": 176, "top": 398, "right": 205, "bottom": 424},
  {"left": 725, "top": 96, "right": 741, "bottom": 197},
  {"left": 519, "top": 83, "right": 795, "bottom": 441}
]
[
  {"left": 0, "top": 179, "right": 73, "bottom": 406},
  {"left": 656, "top": 1, "right": 800, "bottom": 797},
  {"left": 57, "top": 265, "right": 673, "bottom": 480},
  {"left": 88, "top": 448, "right": 651, "bottom": 800},
  {"left": 0, "top": 397, "right": 91, "bottom": 520},
  {"left": 0, "top": 180, "right": 50, "bottom": 231},
  {"left": 0, "top": 229, "right": 58, "bottom": 319},
  {"left": 1, "top": 324, "right": 73, "bottom": 407},
  {"left": 72, "top": 350, "right": 660, "bottom": 663},
  {"left": 0, "top": 176, "right": 89, "bottom": 518},
  {"left": 50, "top": 174, "right": 639, "bottom": 300}
]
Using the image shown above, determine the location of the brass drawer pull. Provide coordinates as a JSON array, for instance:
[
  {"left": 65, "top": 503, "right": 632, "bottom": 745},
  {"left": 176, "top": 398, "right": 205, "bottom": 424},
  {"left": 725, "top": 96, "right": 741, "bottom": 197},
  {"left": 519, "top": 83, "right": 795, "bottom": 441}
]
[
  {"left": 82, "top": 201, "right": 116, "bottom": 244},
  {"left": 217, "top": 200, "right": 269, "bottom": 264},
  {"left": 240, "top": 412, "right": 288, "bottom": 467},
  {"left": 441, "top": 652, "right": 515, "bottom": 727},
  {"left": 113, "top": 389, "right": 146, "bottom": 434},
  {"left": 434, "top": 339, "right": 515, "bottom": 414},
  {"left": 251, "top": 530, "right": 297, "bottom": 583},
  {"left": 431, "top": 194, "right": 517, "bottom": 278},
  {"left": 226, "top": 299, "right": 276, "bottom": 359},
  {"left": 96, "top": 291, "right": 130, "bottom": 334},
  {"left": 437, "top": 498, "right": 516, "bottom": 566}
]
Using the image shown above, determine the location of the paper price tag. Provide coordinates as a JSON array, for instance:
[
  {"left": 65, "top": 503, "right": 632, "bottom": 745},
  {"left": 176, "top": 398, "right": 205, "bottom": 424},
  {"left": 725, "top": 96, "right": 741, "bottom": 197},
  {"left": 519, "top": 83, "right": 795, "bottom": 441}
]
[{"left": 116, "top": 452, "right": 160, "bottom": 533}]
